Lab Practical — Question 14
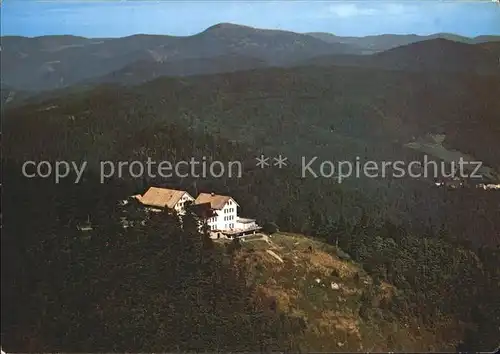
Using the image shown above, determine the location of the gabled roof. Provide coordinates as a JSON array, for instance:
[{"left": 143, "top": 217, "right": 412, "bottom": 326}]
[
  {"left": 194, "top": 192, "right": 239, "bottom": 210},
  {"left": 135, "top": 187, "right": 191, "bottom": 209},
  {"left": 190, "top": 202, "right": 217, "bottom": 218}
]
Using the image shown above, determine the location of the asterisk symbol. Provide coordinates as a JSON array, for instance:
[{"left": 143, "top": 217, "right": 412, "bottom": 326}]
[
  {"left": 274, "top": 155, "right": 288, "bottom": 168},
  {"left": 255, "top": 155, "right": 270, "bottom": 168}
]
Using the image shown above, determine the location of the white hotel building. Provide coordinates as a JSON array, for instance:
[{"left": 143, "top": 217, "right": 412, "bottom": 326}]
[{"left": 134, "top": 188, "right": 260, "bottom": 237}]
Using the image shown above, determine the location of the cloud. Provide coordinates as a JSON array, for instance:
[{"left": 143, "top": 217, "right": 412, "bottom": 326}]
[
  {"left": 45, "top": 8, "right": 74, "bottom": 13},
  {"left": 324, "top": 2, "right": 417, "bottom": 19},
  {"left": 385, "top": 4, "right": 406, "bottom": 15},
  {"left": 327, "top": 4, "right": 377, "bottom": 18}
]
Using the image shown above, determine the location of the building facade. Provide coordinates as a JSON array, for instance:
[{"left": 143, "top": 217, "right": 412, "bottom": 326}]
[
  {"left": 195, "top": 192, "right": 238, "bottom": 231},
  {"left": 134, "top": 188, "right": 260, "bottom": 236}
]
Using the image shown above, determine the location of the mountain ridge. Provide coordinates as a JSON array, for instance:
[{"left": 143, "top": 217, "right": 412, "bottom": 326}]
[
  {"left": 299, "top": 38, "right": 500, "bottom": 75},
  {"left": 2, "top": 23, "right": 499, "bottom": 92}
]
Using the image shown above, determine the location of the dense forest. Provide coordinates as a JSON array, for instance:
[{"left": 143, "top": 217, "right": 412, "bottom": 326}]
[
  {"left": 4, "top": 68, "right": 500, "bottom": 246},
  {"left": 2, "top": 114, "right": 499, "bottom": 351},
  {"left": 2, "top": 51, "right": 500, "bottom": 351},
  {"left": 1, "top": 163, "right": 306, "bottom": 351}
]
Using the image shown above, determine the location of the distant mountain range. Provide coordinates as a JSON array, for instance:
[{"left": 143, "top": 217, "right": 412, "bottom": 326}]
[
  {"left": 300, "top": 38, "right": 500, "bottom": 74},
  {"left": 1, "top": 23, "right": 499, "bottom": 91},
  {"left": 306, "top": 32, "right": 500, "bottom": 53}
]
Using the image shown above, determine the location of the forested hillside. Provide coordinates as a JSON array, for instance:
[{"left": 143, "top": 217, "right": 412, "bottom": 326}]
[
  {"left": 4, "top": 66, "right": 500, "bottom": 245},
  {"left": 2, "top": 86, "right": 500, "bottom": 350},
  {"left": 3, "top": 25, "right": 499, "bottom": 92},
  {"left": 1, "top": 163, "right": 305, "bottom": 351}
]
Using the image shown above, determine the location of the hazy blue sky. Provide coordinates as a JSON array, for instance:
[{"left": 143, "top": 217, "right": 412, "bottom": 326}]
[{"left": 2, "top": 0, "right": 500, "bottom": 38}]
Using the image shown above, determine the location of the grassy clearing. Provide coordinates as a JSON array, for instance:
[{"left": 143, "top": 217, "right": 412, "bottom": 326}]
[
  {"left": 231, "top": 232, "right": 455, "bottom": 351},
  {"left": 405, "top": 134, "right": 499, "bottom": 180}
]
